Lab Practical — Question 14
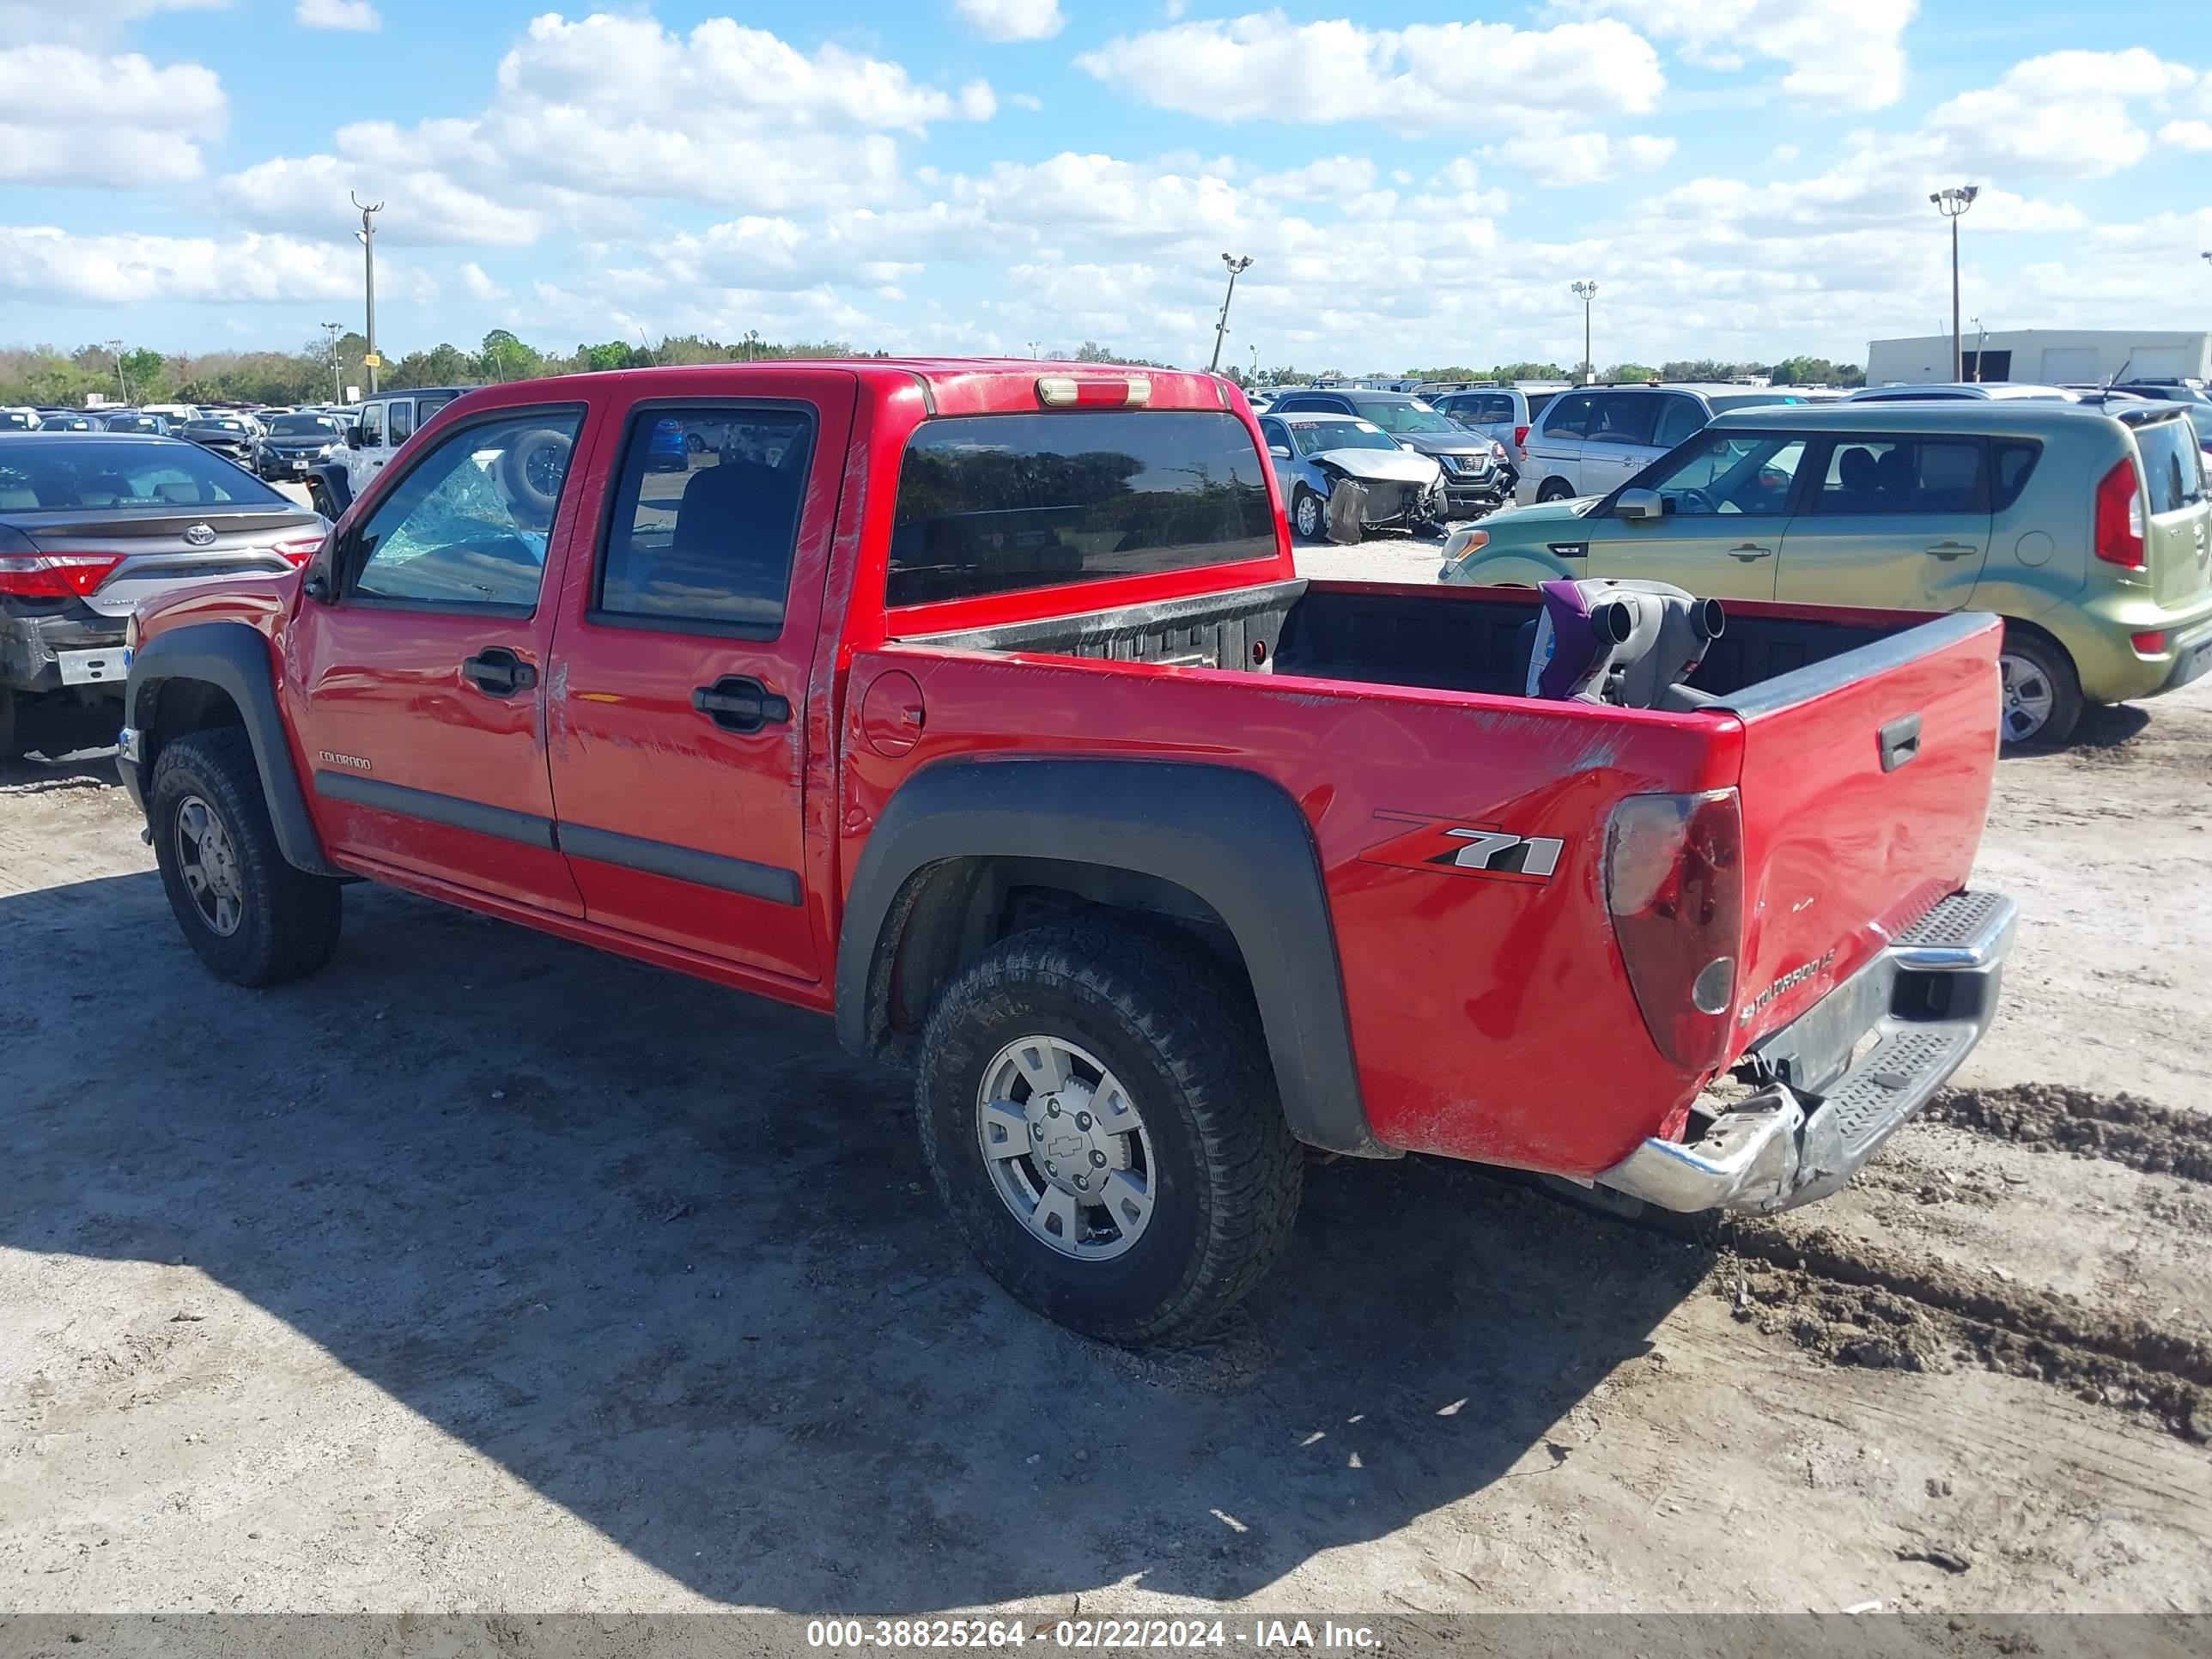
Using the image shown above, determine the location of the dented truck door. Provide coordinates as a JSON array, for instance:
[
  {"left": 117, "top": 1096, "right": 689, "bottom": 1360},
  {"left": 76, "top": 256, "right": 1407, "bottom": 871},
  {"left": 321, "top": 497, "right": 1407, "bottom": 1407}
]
[{"left": 539, "top": 371, "right": 859, "bottom": 985}]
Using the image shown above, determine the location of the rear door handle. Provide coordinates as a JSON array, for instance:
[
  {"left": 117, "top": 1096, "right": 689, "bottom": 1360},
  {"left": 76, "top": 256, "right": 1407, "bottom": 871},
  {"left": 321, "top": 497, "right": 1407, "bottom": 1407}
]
[
  {"left": 693, "top": 675, "right": 791, "bottom": 733},
  {"left": 1728, "top": 544, "right": 1774, "bottom": 562},
  {"left": 462, "top": 647, "right": 537, "bottom": 697},
  {"left": 1925, "top": 541, "right": 1978, "bottom": 560}
]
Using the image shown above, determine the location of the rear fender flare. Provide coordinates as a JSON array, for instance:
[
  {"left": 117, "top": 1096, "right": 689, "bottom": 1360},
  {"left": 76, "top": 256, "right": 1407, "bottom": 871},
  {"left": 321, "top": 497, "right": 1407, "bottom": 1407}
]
[
  {"left": 836, "top": 757, "right": 1386, "bottom": 1157},
  {"left": 126, "top": 621, "right": 337, "bottom": 876}
]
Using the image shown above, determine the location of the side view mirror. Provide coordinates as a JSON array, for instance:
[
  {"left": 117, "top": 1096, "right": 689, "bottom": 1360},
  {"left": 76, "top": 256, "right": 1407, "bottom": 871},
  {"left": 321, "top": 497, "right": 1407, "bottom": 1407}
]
[
  {"left": 346, "top": 426, "right": 364, "bottom": 449},
  {"left": 1268, "top": 445, "right": 1291, "bottom": 459},
  {"left": 1618, "top": 487, "right": 1664, "bottom": 522},
  {"left": 301, "top": 571, "right": 331, "bottom": 603}
]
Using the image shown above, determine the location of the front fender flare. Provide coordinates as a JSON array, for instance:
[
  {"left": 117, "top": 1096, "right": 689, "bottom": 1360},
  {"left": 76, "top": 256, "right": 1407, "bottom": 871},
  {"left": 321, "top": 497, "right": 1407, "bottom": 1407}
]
[
  {"left": 836, "top": 757, "right": 1387, "bottom": 1157},
  {"left": 126, "top": 621, "right": 337, "bottom": 876}
]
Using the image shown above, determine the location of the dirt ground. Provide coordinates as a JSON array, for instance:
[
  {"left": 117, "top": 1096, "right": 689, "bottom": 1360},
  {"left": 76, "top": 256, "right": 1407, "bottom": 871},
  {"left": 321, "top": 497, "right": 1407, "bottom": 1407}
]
[{"left": 2, "top": 584, "right": 2207, "bottom": 1617}]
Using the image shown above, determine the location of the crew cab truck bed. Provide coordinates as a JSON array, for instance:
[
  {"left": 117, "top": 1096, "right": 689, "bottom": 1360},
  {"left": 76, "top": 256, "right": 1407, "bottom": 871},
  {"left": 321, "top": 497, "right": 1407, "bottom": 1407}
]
[{"left": 120, "top": 359, "right": 2014, "bottom": 1346}]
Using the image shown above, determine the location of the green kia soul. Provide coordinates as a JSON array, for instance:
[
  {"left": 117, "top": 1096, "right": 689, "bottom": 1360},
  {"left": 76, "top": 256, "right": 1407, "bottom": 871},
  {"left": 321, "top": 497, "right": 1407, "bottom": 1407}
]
[{"left": 1438, "top": 400, "right": 2212, "bottom": 745}]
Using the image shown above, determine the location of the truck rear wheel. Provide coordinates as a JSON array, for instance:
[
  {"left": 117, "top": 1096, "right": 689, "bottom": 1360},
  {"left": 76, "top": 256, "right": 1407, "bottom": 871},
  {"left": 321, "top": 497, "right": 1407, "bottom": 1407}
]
[
  {"left": 149, "top": 728, "right": 343, "bottom": 987},
  {"left": 915, "top": 923, "right": 1303, "bottom": 1346}
]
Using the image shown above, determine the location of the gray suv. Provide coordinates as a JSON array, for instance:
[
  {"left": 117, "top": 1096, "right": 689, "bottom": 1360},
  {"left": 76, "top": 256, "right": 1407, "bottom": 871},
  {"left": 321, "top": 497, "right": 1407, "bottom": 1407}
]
[
  {"left": 1267, "top": 389, "right": 1509, "bottom": 515},
  {"left": 1515, "top": 384, "right": 1808, "bottom": 505}
]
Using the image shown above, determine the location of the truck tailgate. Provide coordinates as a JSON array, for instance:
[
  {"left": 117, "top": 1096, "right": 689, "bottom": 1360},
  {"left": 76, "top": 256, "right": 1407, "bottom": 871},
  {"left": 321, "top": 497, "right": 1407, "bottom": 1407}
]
[{"left": 1720, "top": 611, "right": 2002, "bottom": 1058}]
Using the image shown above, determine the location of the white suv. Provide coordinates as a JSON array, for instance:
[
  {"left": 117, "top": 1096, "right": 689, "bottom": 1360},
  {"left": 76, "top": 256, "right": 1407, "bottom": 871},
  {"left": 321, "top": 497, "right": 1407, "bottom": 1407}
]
[{"left": 340, "top": 387, "right": 472, "bottom": 498}]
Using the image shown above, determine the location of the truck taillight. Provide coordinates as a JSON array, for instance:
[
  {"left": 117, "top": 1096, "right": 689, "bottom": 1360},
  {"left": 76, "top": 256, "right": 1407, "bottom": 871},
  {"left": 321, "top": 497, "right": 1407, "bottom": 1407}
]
[
  {"left": 2094, "top": 458, "right": 2146, "bottom": 569},
  {"left": 0, "top": 552, "right": 125, "bottom": 598},
  {"left": 1036, "top": 375, "right": 1152, "bottom": 409},
  {"left": 1605, "top": 788, "right": 1744, "bottom": 1073}
]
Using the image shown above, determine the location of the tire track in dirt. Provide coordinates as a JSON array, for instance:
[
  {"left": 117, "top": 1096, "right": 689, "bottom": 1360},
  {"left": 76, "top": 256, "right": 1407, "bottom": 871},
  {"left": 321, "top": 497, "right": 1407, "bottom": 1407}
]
[
  {"left": 1923, "top": 1084, "right": 2212, "bottom": 1184},
  {"left": 1721, "top": 1218, "right": 2212, "bottom": 1443}
]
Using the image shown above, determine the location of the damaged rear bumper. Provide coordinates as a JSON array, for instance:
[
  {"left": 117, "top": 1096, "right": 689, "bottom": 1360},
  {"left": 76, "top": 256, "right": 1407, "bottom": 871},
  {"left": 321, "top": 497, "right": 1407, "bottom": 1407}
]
[{"left": 1596, "top": 891, "right": 2016, "bottom": 1215}]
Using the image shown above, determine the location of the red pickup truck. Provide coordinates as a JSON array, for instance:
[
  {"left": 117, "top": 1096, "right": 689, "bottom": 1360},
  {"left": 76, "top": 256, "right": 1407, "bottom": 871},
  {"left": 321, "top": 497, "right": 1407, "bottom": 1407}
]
[{"left": 118, "top": 359, "right": 2014, "bottom": 1345}]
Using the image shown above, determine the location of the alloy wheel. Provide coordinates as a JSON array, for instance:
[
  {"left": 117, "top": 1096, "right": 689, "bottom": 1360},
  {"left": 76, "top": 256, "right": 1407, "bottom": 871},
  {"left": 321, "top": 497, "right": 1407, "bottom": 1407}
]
[
  {"left": 174, "top": 794, "right": 244, "bottom": 937},
  {"left": 975, "top": 1035, "right": 1156, "bottom": 1261},
  {"left": 1999, "top": 651, "right": 2055, "bottom": 744}
]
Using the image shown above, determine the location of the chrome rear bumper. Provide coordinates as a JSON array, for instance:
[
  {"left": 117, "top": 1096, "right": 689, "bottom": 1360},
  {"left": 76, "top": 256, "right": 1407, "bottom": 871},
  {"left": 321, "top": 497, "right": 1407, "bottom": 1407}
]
[{"left": 1598, "top": 891, "right": 2016, "bottom": 1215}]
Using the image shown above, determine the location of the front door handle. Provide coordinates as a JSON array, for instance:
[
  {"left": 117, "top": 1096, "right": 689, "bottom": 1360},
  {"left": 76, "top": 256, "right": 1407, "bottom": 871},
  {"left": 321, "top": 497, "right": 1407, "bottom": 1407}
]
[
  {"left": 462, "top": 647, "right": 538, "bottom": 697},
  {"left": 1728, "top": 544, "right": 1774, "bottom": 562},
  {"left": 693, "top": 675, "right": 792, "bottom": 733},
  {"left": 1925, "top": 541, "right": 1978, "bottom": 560}
]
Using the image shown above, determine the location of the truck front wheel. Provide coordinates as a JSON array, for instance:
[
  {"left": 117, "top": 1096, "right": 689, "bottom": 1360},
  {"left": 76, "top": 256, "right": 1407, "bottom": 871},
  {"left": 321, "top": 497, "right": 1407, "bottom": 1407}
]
[
  {"left": 149, "top": 728, "right": 343, "bottom": 987},
  {"left": 915, "top": 923, "right": 1303, "bottom": 1346}
]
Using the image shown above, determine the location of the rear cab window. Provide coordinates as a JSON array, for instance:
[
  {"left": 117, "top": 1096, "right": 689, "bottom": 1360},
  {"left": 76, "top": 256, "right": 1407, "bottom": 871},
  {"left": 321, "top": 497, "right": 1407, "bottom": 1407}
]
[{"left": 887, "top": 410, "right": 1275, "bottom": 609}]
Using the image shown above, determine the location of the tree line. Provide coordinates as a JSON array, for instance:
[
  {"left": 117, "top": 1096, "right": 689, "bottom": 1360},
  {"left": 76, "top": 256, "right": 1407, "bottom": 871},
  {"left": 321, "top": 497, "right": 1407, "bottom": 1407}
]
[
  {"left": 1, "top": 333, "right": 1866, "bottom": 410},
  {"left": 0, "top": 329, "right": 884, "bottom": 410}
]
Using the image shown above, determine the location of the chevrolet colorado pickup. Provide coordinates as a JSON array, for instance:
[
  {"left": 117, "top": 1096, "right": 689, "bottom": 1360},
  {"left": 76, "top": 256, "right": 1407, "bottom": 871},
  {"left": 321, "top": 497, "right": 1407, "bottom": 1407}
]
[{"left": 119, "top": 360, "right": 2015, "bottom": 1346}]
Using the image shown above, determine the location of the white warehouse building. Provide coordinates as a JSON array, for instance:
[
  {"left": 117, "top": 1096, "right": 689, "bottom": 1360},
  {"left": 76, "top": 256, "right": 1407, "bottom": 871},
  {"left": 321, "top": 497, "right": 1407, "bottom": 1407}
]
[{"left": 1863, "top": 329, "right": 2210, "bottom": 389}]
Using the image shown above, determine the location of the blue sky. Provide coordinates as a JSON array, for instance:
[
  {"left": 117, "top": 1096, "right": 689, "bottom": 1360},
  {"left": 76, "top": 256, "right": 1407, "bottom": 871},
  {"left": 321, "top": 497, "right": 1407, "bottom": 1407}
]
[{"left": 3, "top": 0, "right": 2209, "bottom": 372}]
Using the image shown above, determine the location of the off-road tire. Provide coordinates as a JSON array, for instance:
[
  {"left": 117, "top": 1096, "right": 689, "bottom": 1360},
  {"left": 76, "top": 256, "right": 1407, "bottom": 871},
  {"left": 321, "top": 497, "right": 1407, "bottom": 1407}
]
[
  {"left": 149, "top": 728, "right": 343, "bottom": 987},
  {"left": 1997, "top": 627, "right": 2083, "bottom": 750},
  {"left": 915, "top": 922, "right": 1304, "bottom": 1347}
]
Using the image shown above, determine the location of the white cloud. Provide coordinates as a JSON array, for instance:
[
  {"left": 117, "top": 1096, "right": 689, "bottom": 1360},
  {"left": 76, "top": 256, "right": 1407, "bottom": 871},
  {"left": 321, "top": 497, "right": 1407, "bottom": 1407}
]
[
  {"left": 1555, "top": 0, "right": 1917, "bottom": 111},
  {"left": 1919, "top": 50, "right": 2198, "bottom": 179},
  {"left": 0, "top": 0, "right": 223, "bottom": 46},
  {"left": 295, "top": 0, "right": 380, "bottom": 30},
  {"left": 1250, "top": 155, "right": 1376, "bottom": 200},
  {"left": 455, "top": 261, "right": 507, "bottom": 301},
  {"left": 0, "top": 46, "right": 226, "bottom": 187},
  {"left": 2160, "top": 120, "right": 2212, "bottom": 152},
  {"left": 1484, "top": 131, "right": 1675, "bottom": 187},
  {"left": 1077, "top": 12, "right": 1662, "bottom": 130},
  {"left": 222, "top": 13, "right": 1000, "bottom": 233},
  {"left": 0, "top": 226, "right": 362, "bottom": 304},
  {"left": 217, "top": 153, "right": 548, "bottom": 246},
  {"left": 954, "top": 0, "right": 1064, "bottom": 44}
]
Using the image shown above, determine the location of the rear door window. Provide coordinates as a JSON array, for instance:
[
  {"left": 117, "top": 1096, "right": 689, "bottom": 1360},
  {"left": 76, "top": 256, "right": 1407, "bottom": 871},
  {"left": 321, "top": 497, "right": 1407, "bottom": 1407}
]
[
  {"left": 1543, "top": 392, "right": 1598, "bottom": 438},
  {"left": 1992, "top": 442, "right": 2042, "bottom": 511},
  {"left": 1586, "top": 393, "right": 1662, "bottom": 447},
  {"left": 888, "top": 410, "right": 1276, "bottom": 608},
  {"left": 596, "top": 405, "right": 817, "bottom": 635},
  {"left": 1808, "top": 439, "right": 1987, "bottom": 515}
]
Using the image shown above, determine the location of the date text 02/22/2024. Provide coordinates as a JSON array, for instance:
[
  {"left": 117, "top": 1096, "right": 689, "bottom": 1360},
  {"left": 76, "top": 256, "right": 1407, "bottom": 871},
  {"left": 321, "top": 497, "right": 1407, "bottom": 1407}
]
[{"left": 804, "top": 1619, "right": 1380, "bottom": 1650}]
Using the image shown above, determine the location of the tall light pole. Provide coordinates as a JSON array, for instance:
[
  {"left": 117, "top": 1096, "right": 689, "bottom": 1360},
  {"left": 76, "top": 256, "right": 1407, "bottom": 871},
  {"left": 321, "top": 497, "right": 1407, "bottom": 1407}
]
[
  {"left": 1026, "top": 339, "right": 1042, "bottom": 358},
  {"left": 1209, "top": 252, "right": 1253, "bottom": 374},
  {"left": 1571, "top": 281, "right": 1599, "bottom": 384},
  {"left": 321, "top": 322, "right": 343, "bottom": 402},
  {"left": 352, "top": 191, "right": 384, "bottom": 395},
  {"left": 1970, "top": 315, "right": 1987, "bottom": 382},
  {"left": 106, "top": 337, "right": 127, "bottom": 404},
  {"left": 1929, "top": 185, "right": 1979, "bottom": 381}
]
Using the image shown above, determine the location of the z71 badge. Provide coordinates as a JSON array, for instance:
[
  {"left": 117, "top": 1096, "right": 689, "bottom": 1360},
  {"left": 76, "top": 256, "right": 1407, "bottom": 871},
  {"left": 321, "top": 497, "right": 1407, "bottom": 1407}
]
[{"left": 1359, "top": 811, "right": 1565, "bottom": 883}]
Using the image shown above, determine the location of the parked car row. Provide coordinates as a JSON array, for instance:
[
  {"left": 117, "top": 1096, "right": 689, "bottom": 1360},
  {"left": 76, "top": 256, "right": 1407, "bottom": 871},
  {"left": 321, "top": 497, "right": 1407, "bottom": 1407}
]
[
  {"left": 1437, "top": 395, "right": 2212, "bottom": 749},
  {"left": 0, "top": 430, "right": 329, "bottom": 761}
]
